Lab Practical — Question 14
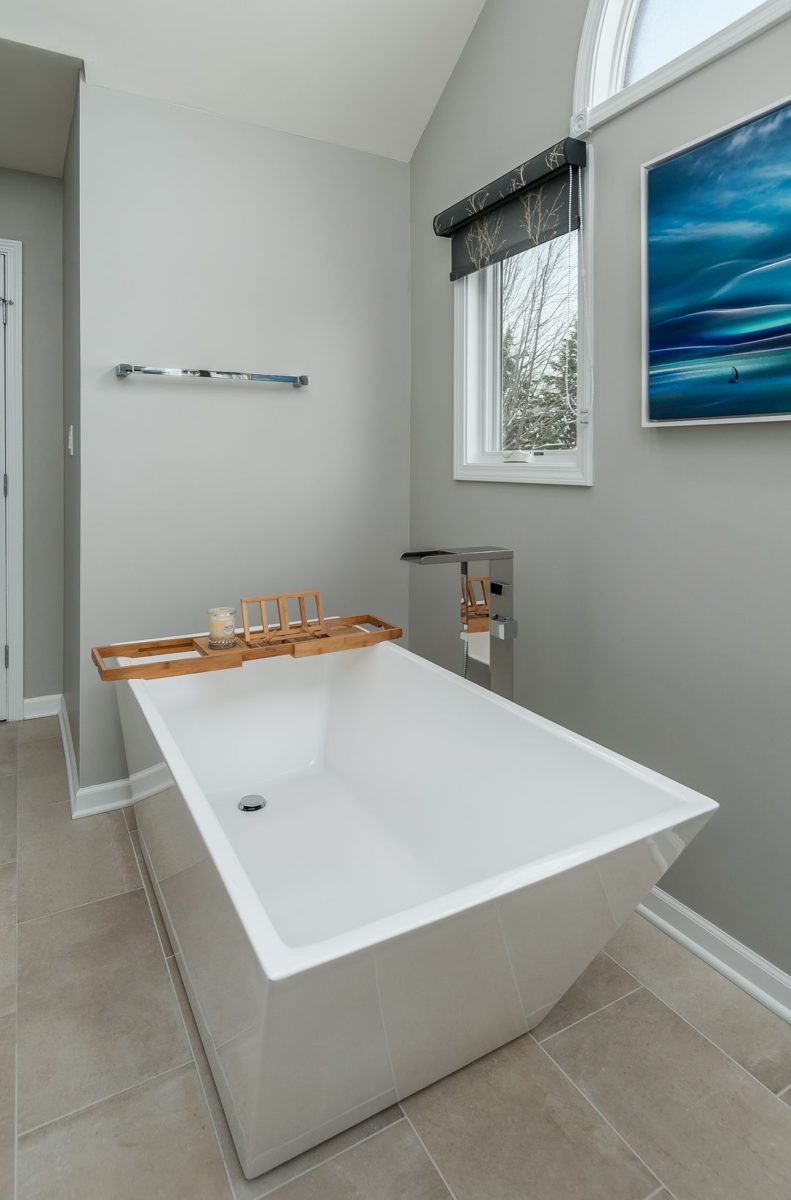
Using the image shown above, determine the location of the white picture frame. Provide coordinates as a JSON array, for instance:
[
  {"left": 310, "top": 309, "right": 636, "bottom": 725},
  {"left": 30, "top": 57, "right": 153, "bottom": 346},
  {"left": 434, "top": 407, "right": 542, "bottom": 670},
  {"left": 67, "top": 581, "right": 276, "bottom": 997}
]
[{"left": 642, "top": 93, "right": 791, "bottom": 427}]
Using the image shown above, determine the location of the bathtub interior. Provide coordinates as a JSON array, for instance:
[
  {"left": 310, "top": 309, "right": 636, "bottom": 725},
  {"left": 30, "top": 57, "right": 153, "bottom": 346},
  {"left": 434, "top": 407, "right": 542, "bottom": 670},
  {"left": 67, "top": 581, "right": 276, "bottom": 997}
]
[{"left": 132, "top": 643, "right": 712, "bottom": 948}]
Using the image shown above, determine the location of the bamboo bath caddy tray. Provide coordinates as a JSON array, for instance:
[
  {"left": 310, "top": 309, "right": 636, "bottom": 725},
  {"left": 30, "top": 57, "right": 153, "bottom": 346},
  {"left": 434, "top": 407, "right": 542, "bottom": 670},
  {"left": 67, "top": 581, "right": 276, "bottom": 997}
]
[{"left": 92, "top": 590, "right": 402, "bottom": 682}]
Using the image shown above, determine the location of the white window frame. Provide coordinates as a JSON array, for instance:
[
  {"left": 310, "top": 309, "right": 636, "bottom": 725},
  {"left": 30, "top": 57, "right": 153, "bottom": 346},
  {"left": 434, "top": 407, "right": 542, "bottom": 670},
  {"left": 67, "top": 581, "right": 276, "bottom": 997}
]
[
  {"left": 572, "top": 0, "right": 791, "bottom": 136},
  {"left": 453, "top": 172, "right": 593, "bottom": 487}
]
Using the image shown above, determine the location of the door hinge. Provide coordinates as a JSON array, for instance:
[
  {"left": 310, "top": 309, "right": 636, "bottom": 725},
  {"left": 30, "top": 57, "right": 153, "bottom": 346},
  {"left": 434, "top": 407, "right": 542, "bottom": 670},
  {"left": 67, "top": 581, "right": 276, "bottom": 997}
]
[
  {"left": 3, "top": 647, "right": 8, "bottom": 670},
  {"left": 2, "top": 474, "right": 7, "bottom": 499}
]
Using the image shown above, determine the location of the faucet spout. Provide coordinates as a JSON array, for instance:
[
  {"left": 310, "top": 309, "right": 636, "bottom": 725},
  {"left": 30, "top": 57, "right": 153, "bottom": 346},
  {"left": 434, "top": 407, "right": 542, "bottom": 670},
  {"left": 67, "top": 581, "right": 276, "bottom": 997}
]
[{"left": 400, "top": 547, "right": 512, "bottom": 566}]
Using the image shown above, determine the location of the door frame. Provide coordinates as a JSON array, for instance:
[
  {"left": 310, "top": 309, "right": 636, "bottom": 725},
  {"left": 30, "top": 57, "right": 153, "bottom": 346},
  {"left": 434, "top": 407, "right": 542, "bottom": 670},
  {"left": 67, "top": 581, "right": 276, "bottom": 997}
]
[{"left": 1, "top": 239, "right": 24, "bottom": 721}]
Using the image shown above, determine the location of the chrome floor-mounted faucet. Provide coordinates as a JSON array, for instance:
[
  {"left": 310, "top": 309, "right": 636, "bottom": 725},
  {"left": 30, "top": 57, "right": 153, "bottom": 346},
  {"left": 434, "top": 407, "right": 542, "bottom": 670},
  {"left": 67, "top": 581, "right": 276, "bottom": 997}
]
[{"left": 400, "top": 547, "right": 517, "bottom": 700}]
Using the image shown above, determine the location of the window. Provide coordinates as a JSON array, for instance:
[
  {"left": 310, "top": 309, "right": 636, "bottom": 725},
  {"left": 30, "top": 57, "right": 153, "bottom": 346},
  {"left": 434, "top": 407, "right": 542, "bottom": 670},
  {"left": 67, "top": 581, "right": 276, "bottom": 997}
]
[
  {"left": 436, "top": 141, "right": 590, "bottom": 484},
  {"left": 625, "top": 0, "right": 768, "bottom": 85},
  {"left": 573, "top": 0, "right": 791, "bottom": 134},
  {"left": 455, "top": 231, "right": 590, "bottom": 484}
]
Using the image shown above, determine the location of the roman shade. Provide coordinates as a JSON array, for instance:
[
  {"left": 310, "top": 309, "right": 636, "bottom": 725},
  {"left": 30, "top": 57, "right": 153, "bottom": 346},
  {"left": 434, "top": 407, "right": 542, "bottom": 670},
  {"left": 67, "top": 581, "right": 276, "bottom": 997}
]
[{"left": 433, "top": 138, "right": 587, "bottom": 281}]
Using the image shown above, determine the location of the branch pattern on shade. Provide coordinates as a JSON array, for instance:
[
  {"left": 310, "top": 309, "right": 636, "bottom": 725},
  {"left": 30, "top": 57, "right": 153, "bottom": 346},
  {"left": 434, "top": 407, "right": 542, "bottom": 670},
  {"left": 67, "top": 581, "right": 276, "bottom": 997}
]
[{"left": 433, "top": 138, "right": 587, "bottom": 281}]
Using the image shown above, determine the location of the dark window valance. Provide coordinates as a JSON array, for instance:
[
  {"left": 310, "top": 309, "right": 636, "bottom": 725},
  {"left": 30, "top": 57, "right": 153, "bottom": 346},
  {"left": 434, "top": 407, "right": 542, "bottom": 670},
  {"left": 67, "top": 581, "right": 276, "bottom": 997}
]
[{"left": 433, "top": 138, "right": 587, "bottom": 281}]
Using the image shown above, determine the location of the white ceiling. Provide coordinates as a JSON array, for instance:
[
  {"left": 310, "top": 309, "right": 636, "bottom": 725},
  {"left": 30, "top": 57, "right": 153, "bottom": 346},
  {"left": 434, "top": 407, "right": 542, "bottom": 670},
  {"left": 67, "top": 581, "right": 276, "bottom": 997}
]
[
  {"left": 0, "top": 0, "right": 487, "bottom": 162},
  {"left": 0, "top": 40, "right": 81, "bottom": 176}
]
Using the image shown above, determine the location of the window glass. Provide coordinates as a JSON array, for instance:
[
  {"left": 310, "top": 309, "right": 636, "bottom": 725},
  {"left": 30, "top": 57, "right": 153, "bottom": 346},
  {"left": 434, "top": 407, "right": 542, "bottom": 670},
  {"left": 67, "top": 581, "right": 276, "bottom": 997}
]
[
  {"left": 500, "top": 232, "right": 578, "bottom": 451},
  {"left": 625, "top": 0, "right": 764, "bottom": 85}
]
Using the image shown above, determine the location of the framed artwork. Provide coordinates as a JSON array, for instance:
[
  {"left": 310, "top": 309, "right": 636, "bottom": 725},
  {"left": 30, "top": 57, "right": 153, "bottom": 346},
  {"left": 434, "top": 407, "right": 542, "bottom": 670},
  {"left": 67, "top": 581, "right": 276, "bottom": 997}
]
[{"left": 643, "top": 98, "right": 791, "bottom": 426}]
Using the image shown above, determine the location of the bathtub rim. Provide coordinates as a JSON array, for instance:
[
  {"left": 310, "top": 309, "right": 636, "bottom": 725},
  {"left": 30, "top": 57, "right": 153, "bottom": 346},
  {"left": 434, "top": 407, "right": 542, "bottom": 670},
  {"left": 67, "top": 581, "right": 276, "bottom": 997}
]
[{"left": 121, "top": 642, "right": 718, "bottom": 981}]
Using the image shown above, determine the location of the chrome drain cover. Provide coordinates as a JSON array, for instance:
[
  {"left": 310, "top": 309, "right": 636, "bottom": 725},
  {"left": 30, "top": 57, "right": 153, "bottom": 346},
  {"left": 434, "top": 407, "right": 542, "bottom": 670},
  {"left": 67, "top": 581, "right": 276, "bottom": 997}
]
[{"left": 238, "top": 795, "right": 266, "bottom": 812}]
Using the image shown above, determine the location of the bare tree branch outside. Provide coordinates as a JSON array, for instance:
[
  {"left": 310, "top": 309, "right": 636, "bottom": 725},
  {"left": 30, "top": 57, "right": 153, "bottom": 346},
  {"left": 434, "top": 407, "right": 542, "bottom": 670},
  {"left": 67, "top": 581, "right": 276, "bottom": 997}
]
[{"left": 501, "top": 230, "right": 578, "bottom": 451}]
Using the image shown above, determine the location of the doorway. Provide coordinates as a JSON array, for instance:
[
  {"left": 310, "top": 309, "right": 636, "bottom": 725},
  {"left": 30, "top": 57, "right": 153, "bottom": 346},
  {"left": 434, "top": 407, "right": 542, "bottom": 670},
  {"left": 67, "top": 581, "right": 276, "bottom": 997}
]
[{"left": 0, "top": 239, "right": 23, "bottom": 722}]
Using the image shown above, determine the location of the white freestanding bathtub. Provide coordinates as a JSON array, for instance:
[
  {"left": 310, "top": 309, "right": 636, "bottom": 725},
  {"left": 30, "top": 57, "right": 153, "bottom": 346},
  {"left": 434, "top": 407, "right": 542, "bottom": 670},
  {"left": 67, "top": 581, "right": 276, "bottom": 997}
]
[{"left": 116, "top": 641, "right": 716, "bottom": 1179}]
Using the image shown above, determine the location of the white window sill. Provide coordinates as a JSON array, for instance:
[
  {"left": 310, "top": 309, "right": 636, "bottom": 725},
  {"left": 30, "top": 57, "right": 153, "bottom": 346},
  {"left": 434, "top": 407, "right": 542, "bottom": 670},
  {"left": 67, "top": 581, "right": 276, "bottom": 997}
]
[{"left": 454, "top": 459, "right": 592, "bottom": 485}]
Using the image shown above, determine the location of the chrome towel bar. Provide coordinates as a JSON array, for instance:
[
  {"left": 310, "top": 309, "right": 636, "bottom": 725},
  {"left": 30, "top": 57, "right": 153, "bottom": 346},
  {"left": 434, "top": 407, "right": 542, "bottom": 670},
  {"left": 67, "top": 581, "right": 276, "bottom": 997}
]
[{"left": 115, "top": 364, "right": 309, "bottom": 387}]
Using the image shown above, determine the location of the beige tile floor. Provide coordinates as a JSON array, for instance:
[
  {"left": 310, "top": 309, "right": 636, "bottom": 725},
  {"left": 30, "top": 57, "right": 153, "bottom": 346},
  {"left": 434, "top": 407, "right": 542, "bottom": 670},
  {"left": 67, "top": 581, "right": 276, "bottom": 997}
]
[{"left": 2, "top": 716, "right": 791, "bottom": 1199}]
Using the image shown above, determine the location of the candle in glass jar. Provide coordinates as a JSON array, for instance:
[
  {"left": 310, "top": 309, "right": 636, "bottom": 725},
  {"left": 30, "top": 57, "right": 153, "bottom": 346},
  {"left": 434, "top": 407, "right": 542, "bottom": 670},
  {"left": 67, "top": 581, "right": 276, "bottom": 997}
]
[{"left": 207, "top": 607, "right": 236, "bottom": 648}]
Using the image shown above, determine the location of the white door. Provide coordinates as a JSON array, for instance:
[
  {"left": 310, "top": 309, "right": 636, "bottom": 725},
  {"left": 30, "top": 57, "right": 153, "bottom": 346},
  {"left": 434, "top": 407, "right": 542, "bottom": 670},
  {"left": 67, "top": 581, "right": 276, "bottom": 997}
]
[{"left": 0, "top": 250, "right": 8, "bottom": 721}]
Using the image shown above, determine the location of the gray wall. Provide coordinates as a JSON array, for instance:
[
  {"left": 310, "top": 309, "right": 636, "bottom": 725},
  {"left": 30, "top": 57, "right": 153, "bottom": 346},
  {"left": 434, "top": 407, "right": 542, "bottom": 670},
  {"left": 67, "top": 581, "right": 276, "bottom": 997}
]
[
  {"left": 74, "top": 83, "right": 411, "bottom": 787},
  {"left": 62, "top": 100, "right": 81, "bottom": 751},
  {"left": 410, "top": 0, "right": 791, "bottom": 972},
  {"left": 0, "top": 167, "right": 64, "bottom": 698}
]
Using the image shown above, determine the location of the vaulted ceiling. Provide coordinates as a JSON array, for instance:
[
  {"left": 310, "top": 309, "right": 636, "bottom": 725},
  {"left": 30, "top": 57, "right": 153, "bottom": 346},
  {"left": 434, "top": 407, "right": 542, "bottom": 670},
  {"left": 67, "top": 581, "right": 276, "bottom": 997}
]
[
  {"left": 0, "top": 40, "right": 81, "bottom": 176},
  {"left": 0, "top": 0, "right": 487, "bottom": 164}
]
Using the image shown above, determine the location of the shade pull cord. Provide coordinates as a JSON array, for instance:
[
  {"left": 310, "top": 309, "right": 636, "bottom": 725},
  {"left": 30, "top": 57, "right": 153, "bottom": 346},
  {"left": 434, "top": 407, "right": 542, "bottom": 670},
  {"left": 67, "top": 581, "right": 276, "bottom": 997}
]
[
  {"left": 566, "top": 164, "right": 573, "bottom": 418},
  {"left": 577, "top": 166, "right": 593, "bottom": 422}
]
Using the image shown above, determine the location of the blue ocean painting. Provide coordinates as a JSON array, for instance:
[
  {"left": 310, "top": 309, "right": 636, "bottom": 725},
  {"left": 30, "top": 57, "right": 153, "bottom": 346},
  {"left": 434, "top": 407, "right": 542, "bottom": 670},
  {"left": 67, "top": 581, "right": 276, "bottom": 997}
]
[{"left": 647, "top": 102, "right": 791, "bottom": 422}]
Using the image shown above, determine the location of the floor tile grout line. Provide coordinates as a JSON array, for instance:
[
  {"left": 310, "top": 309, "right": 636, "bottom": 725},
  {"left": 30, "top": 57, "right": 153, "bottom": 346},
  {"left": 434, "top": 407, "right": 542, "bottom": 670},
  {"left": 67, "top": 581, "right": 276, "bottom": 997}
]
[
  {"left": 532, "top": 1024, "right": 666, "bottom": 1196},
  {"left": 162, "top": 946, "right": 408, "bottom": 1200},
  {"left": 15, "top": 791, "right": 69, "bottom": 811},
  {"left": 0, "top": 737, "right": 442, "bottom": 1199},
  {"left": 16, "top": 1060, "right": 194, "bottom": 1141},
  {"left": 135, "top": 822, "right": 251, "bottom": 1200},
  {"left": 260, "top": 1117, "right": 408, "bottom": 1200},
  {"left": 127, "top": 818, "right": 240, "bottom": 1199},
  {"left": 538, "top": 983, "right": 644, "bottom": 1044},
  {"left": 169, "top": 1017, "right": 235, "bottom": 1195},
  {"left": 602, "top": 948, "right": 791, "bottom": 1108},
  {"left": 16, "top": 763, "right": 69, "bottom": 780},
  {"left": 18, "top": 756, "right": 190, "bottom": 1156},
  {"left": 125, "top": 825, "right": 173, "bottom": 963},
  {"left": 15, "top": 765, "right": 65, "bottom": 789},
  {"left": 161, "top": 958, "right": 237, "bottom": 1199},
  {"left": 119, "top": 825, "right": 221, "bottom": 1185},
  {"left": 634, "top": 978, "right": 791, "bottom": 1110},
  {"left": 16, "top": 768, "right": 140, "bottom": 928},
  {"left": 15, "top": 731, "right": 61, "bottom": 748},
  {"left": 16, "top": 881, "right": 145, "bottom": 928},
  {"left": 642, "top": 1185, "right": 675, "bottom": 1200},
  {"left": 16, "top": 766, "right": 70, "bottom": 790},
  {"left": 16, "top": 766, "right": 66, "bottom": 783},
  {"left": 124, "top": 824, "right": 166, "bottom": 959},
  {"left": 13, "top": 736, "right": 782, "bottom": 1196},
  {"left": 400, "top": 1109, "right": 459, "bottom": 1200}
]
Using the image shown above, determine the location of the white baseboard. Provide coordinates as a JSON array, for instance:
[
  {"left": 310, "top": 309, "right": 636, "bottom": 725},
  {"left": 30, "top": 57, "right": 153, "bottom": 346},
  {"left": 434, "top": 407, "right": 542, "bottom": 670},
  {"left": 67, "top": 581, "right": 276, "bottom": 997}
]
[
  {"left": 639, "top": 887, "right": 791, "bottom": 1026},
  {"left": 57, "top": 696, "right": 172, "bottom": 819},
  {"left": 129, "top": 761, "right": 173, "bottom": 803},
  {"left": 58, "top": 696, "right": 80, "bottom": 816},
  {"left": 72, "top": 777, "right": 133, "bottom": 817},
  {"left": 23, "top": 694, "right": 62, "bottom": 719}
]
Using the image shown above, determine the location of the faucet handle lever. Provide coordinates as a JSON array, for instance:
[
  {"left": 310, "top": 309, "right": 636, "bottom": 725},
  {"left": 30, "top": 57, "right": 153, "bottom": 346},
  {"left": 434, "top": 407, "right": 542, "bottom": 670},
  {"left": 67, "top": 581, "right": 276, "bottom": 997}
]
[{"left": 490, "top": 616, "right": 518, "bottom": 641}]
